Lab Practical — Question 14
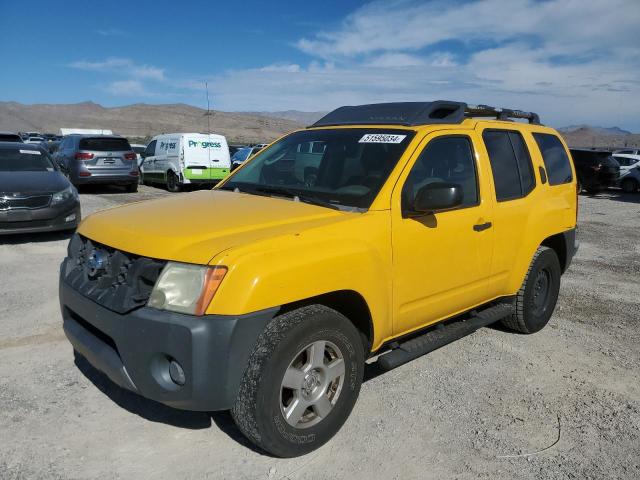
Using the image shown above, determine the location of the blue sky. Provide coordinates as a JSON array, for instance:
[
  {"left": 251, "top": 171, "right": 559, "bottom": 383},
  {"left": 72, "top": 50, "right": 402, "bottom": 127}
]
[{"left": 1, "top": 0, "right": 639, "bottom": 130}]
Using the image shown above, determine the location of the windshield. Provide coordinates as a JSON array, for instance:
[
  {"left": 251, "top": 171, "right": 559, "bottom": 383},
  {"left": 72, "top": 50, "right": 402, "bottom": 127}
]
[
  {"left": 220, "top": 128, "right": 415, "bottom": 210},
  {"left": 0, "top": 148, "right": 55, "bottom": 171},
  {"left": 232, "top": 147, "right": 252, "bottom": 162}
]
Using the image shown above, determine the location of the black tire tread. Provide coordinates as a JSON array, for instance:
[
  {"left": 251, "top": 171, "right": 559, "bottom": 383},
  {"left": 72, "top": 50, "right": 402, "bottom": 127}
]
[
  {"left": 231, "top": 304, "right": 349, "bottom": 452},
  {"left": 501, "top": 246, "right": 551, "bottom": 333}
]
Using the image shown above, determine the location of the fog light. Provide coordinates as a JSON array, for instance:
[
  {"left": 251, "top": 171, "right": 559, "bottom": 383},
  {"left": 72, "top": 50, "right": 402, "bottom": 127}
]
[
  {"left": 169, "top": 359, "right": 186, "bottom": 386},
  {"left": 65, "top": 213, "right": 76, "bottom": 222}
]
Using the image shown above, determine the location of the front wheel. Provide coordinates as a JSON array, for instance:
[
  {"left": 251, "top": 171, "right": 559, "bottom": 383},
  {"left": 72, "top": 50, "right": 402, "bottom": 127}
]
[
  {"left": 231, "top": 305, "right": 364, "bottom": 457},
  {"left": 502, "top": 246, "right": 561, "bottom": 334},
  {"left": 166, "top": 171, "right": 181, "bottom": 192}
]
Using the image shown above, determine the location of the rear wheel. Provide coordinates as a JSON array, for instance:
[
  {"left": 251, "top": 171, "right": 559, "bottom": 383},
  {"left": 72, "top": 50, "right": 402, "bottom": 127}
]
[
  {"left": 125, "top": 182, "right": 138, "bottom": 193},
  {"left": 231, "top": 305, "right": 364, "bottom": 457},
  {"left": 502, "top": 246, "right": 561, "bottom": 334},
  {"left": 621, "top": 178, "right": 638, "bottom": 193},
  {"left": 166, "top": 171, "right": 181, "bottom": 192}
]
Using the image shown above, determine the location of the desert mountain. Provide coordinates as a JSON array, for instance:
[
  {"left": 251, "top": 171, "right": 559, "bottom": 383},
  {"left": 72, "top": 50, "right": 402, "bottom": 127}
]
[{"left": 0, "top": 101, "right": 303, "bottom": 143}]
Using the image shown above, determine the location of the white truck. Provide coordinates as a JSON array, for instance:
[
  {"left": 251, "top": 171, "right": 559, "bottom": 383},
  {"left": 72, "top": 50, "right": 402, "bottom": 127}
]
[{"left": 140, "top": 133, "right": 231, "bottom": 192}]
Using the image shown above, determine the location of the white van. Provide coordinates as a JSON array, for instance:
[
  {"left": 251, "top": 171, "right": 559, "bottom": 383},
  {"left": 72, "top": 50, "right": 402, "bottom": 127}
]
[{"left": 141, "top": 133, "right": 231, "bottom": 192}]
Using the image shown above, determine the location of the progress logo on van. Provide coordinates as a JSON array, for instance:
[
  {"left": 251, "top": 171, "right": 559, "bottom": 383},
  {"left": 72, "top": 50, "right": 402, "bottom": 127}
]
[
  {"left": 159, "top": 141, "right": 178, "bottom": 151},
  {"left": 188, "top": 140, "right": 221, "bottom": 149}
]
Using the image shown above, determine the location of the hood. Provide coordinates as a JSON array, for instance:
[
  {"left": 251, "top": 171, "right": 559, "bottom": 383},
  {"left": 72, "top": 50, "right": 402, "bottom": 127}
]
[
  {"left": 0, "top": 171, "right": 69, "bottom": 195},
  {"left": 79, "top": 190, "right": 346, "bottom": 265}
]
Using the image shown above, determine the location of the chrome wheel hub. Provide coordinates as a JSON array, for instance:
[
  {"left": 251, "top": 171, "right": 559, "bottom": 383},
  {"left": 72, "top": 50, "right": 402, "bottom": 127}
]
[{"left": 280, "top": 340, "right": 345, "bottom": 429}]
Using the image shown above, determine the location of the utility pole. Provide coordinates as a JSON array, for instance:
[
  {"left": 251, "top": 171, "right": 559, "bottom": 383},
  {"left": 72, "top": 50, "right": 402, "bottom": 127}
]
[{"left": 205, "top": 81, "right": 212, "bottom": 134}]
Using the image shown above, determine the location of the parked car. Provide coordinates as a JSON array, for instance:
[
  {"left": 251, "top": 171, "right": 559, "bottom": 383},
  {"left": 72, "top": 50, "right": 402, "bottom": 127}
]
[
  {"left": 21, "top": 131, "right": 41, "bottom": 140},
  {"left": 230, "top": 146, "right": 261, "bottom": 171},
  {"left": 25, "top": 136, "right": 46, "bottom": 145},
  {"left": 613, "top": 148, "right": 640, "bottom": 156},
  {"left": 52, "top": 135, "right": 138, "bottom": 192},
  {"left": 0, "top": 131, "right": 24, "bottom": 142},
  {"left": 130, "top": 143, "right": 147, "bottom": 167},
  {"left": 569, "top": 148, "right": 620, "bottom": 194},
  {"left": 228, "top": 144, "right": 245, "bottom": 157},
  {"left": 47, "top": 140, "right": 61, "bottom": 154},
  {"left": 612, "top": 153, "right": 640, "bottom": 192},
  {"left": 0, "top": 142, "right": 80, "bottom": 234},
  {"left": 60, "top": 100, "right": 578, "bottom": 457},
  {"left": 141, "top": 133, "right": 230, "bottom": 192}
]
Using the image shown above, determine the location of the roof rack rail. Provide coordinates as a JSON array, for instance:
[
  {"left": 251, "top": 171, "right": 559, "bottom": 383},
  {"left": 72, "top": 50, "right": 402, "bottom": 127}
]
[
  {"left": 309, "top": 101, "right": 541, "bottom": 128},
  {"left": 310, "top": 101, "right": 466, "bottom": 128},
  {"left": 465, "top": 104, "right": 540, "bottom": 124}
]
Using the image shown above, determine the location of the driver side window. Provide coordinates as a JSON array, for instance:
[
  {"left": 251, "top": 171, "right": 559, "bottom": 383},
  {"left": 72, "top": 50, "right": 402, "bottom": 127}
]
[{"left": 402, "top": 136, "right": 479, "bottom": 211}]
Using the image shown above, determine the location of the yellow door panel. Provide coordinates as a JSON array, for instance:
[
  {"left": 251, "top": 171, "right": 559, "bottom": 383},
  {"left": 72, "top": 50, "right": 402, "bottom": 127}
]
[{"left": 390, "top": 130, "right": 495, "bottom": 335}]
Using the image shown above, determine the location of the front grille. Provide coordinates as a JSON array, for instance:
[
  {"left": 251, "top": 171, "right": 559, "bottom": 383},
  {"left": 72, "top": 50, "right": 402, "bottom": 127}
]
[
  {"left": 61, "top": 233, "right": 166, "bottom": 314},
  {"left": 0, "top": 194, "right": 51, "bottom": 211}
]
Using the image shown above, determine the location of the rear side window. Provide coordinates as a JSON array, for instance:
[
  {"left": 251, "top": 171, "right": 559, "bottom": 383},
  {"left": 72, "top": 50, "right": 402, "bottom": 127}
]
[
  {"left": 79, "top": 137, "right": 131, "bottom": 152},
  {"left": 483, "top": 130, "right": 536, "bottom": 201},
  {"left": 533, "top": 133, "right": 572, "bottom": 185}
]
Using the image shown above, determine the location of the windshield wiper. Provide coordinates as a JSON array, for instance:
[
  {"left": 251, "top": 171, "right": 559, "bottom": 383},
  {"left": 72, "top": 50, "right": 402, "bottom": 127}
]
[{"left": 246, "top": 185, "right": 342, "bottom": 211}]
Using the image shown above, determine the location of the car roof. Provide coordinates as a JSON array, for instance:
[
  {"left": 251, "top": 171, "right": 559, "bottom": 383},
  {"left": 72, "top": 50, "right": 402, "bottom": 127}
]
[
  {"left": 310, "top": 101, "right": 540, "bottom": 128},
  {"left": 66, "top": 134, "right": 125, "bottom": 139}
]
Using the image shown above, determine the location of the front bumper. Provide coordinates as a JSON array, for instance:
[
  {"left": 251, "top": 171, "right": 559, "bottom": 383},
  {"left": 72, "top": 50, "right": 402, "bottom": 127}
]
[
  {"left": 0, "top": 204, "right": 80, "bottom": 235},
  {"left": 60, "top": 278, "right": 277, "bottom": 411}
]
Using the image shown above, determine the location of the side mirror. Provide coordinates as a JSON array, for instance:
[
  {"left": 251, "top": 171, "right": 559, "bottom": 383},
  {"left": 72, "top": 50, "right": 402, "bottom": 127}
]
[{"left": 409, "top": 182, "right": 463, "bottom": 216}]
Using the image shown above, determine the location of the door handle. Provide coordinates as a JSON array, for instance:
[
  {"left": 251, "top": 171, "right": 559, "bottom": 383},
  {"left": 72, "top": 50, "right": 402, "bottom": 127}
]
[{"left": 473, "top": 221, "right": 492, "bottom": 232}]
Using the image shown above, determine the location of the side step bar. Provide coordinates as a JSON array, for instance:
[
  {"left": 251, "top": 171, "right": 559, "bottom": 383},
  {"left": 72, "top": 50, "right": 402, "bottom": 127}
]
[{"left": 377, "top": 303, "right": 514, "bottom": 371}]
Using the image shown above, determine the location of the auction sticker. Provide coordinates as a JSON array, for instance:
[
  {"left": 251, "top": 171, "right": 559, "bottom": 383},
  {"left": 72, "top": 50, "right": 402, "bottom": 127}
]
[
  {"left": 359, "top": 134, "right": 406, "bottom": 144},
  {"left": 20, "top": 150, "right": 41, "bottom": 155}
]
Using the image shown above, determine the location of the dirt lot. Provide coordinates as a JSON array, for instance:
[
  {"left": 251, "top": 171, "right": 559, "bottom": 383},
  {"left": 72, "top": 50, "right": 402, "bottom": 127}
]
[{"left": 1, "top": 185, "right": 639, "bottom": 480}]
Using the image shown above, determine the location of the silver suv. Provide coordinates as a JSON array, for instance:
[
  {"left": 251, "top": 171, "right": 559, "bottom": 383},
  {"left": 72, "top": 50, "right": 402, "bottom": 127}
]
[{"left": 53, "top": 135, "right": 138, "bottom": 192}]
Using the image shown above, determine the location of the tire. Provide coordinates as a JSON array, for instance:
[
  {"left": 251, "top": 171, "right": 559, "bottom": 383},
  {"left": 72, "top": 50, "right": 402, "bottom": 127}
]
[
  {"left": 231, "top": 305, "right": 364, "bottom": 457},
  {"left": 621, "top": 178, "right": 638, "bottom": 193},
  {"left": 501, "top": 246, "right": 561, "bottom": 334},
  {"left": 125, "top": 182, "right": 138, "bottom": 193},
  {"left": 166, "top": 171, "right": 181, "bottom": 192}
]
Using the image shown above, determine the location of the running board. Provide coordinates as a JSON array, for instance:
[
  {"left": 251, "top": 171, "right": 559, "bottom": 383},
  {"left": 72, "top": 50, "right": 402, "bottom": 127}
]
[{"left": 377, "top": 303, "right": 514, "bottom": 371}]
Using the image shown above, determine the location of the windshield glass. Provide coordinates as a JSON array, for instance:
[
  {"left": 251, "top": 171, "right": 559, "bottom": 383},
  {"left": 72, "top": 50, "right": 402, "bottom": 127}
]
[
  {"left": 0, "top": 148, "right": 55, "bottom": 171},
  {"left": 232, "top": 148, "right": 252, "bottom": 162},
  {"left": 220, "top": 128, "right": 415, "bottom": 210}
]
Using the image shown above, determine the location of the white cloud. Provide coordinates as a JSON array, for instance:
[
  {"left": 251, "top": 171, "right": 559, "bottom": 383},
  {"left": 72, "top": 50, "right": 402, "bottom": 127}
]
[
  {"left": 203, "top": 0, "right": 639, "bottom": 129},
  {"left": 105, "top": 80, "right": 148, "bottom": 96},
  {"left": 259, "top": 63, "right": 302, "bottom": 73},
  {"left": 69, "top": 57, "right": 165, "bottom": 81},
  {"left": 66, "top": 1, "right": 640, "bottom": 130},
  {"left": 95, "top": 28, "right": 127, "bottom": 37}
]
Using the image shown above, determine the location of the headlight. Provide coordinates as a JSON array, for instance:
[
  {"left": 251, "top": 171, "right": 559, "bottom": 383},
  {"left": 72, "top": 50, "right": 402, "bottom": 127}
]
[
  {"left": 147, "top": 262, "right": 227, "bottom": 315},
  {"left": 51, "top": 186, "right": 78, "bottom": 205}
]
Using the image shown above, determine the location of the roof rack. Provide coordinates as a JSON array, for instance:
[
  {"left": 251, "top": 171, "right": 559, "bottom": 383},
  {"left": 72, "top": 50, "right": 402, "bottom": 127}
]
[
  {"left": 309, "top": 101, "right": 541, "bottom": 127},
  {"left": 465, "top": 104, "right": 540, "bottom": 125}
]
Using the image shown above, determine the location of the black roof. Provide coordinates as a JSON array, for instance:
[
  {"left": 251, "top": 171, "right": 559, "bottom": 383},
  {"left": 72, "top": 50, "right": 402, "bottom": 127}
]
[{"left": 310, "top": 101, "right": 540, "bottom": 128}]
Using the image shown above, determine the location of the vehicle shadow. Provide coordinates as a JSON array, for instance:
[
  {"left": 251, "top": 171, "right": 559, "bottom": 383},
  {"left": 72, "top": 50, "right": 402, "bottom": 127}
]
[
  {"left": 602, "top": 190, "right": 640, "bottom": 204},
  {"left": 74, "top": 353, "right": 212, "bottom": 430},
  {"left": 580, "top": 189, "right": 640, "bottom": 204},
  {"left": 78, "top": 184, "right": 132, "bottom": 195},
  {"left": 0, "top": 229, "right": 74, "bottom": 245},
  {"left": 74, "top": 352, "right": 275, "bottom": 454}
]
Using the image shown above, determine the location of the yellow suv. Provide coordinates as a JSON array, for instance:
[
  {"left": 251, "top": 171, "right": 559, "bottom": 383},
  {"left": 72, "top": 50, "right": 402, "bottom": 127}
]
[{"left": 60, "top": 101, "right": 578, "bottom": 457}]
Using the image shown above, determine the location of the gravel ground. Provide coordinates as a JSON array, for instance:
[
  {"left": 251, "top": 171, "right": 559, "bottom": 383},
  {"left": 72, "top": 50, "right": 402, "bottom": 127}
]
[{"left": 0, "top": 185, "right": 639, "bottom": 480}]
